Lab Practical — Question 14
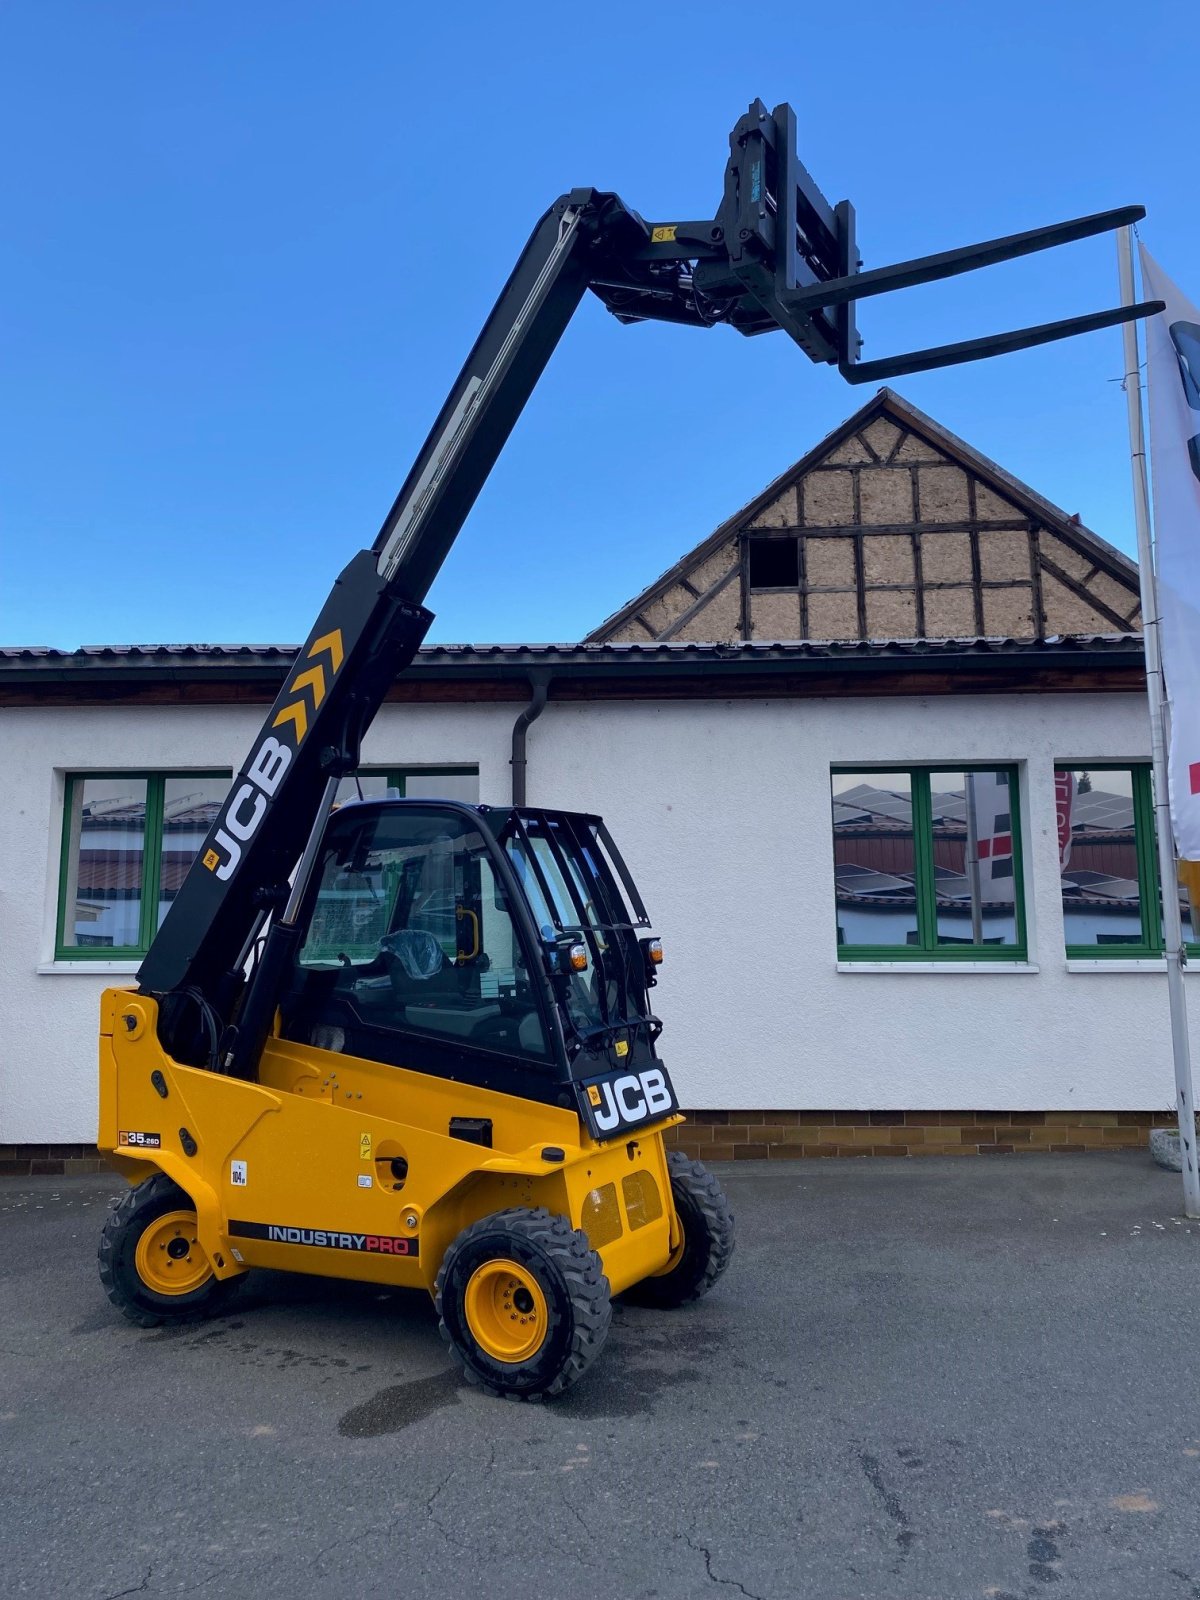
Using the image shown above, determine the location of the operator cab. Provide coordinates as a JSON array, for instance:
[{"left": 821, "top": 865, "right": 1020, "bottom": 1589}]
[{"left": 279, "top": 799, "right": 666, "bottom": 1106}]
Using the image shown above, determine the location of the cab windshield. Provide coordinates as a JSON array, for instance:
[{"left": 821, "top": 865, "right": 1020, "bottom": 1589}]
[{"left": 294, "top": 803, "right": 549, "bottom": 1062}]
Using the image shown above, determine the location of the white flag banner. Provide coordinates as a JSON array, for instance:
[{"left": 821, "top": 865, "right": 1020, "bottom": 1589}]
[
  {"left": 1139, "top": 245, "right": 1200, "bottom": 860},
  {"left": 1053, "top": 768, "right": 1076, "bottom": 869}
]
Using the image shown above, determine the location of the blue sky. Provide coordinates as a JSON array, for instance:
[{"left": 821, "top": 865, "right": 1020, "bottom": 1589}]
[{"left": 1, "top": 0, "right": 1194, "bottom": 648}]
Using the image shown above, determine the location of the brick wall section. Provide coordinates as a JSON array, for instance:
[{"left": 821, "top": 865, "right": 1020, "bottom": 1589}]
[
  {"left": 0, "top": 1113, "right": 1182, "bottom": 1175},
  {"left": 0, "top": 1144, "right": 109, "bottom": 1177},
  {"left": 662, "top": 1110, "right": 1179, "bottom": 1161}
]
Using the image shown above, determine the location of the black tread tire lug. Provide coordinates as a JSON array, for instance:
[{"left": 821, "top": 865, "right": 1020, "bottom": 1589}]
[
  {"left": 97, "top": 1172, "right": 239, "bottom": 1327},
  {"left": 435, "top": 1206, "right": 612, "bottom": 1400},
  {"left": 625, "top": 1151, "right": 735, "bottom": 1308}
]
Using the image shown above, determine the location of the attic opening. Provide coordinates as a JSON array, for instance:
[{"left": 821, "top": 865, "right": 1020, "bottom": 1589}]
[{"left": 747, "top": 536, "right": 800, "bottom": 590}]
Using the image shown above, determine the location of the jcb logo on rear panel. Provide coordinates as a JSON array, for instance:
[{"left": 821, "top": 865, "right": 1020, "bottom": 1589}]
[
  {"left": 576, "top": 1065, "right": 678, "bottom": 1141},
  {"left": 201, "top": 629, "right": 343, "bottom": 882}
]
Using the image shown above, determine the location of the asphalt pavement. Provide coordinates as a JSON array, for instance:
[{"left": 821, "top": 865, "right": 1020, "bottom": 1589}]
[{"left": 3, "top": 1154, "right": 1200, "bottom": 1600}]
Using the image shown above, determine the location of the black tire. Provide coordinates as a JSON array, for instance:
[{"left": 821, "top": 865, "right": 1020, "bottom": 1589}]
[
  {"left": 627, "top": 1151, "right": 735, "bottom": 1308},
  {"left": 98, "top": 1173, "right": 239, "bottom": 1328},
  {"left": 435, "top": 1207, "right": 611, "bottom": 1400}
]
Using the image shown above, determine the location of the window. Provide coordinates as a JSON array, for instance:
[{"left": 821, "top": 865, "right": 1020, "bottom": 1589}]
[
  {"left": 57, "top": 773, "right": 231, "bottom": 959},
  {"left": 1057, "top": 763, "right": 1195, "bottom": 957},
  {"left": 56, "top": 765, "right": 480, "bottom": 962},
  {"left": 332, "top": 768, "right": 480, "bottom": 805},
  {"left": 832, "top": 767, "right": 1026, "bottom": 960},
  {"left": 293, "top": 803, "right": 547, "bottom": 1060},
  {"left": 747, "top": 536, "right": 799, "bottom": 589}
]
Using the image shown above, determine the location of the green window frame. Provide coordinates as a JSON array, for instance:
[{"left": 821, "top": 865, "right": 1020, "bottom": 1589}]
[
  {"left": 338, "top": 766, "right": 479, "bottom": 800},
  {"left": 56, "top": 771, "right": 231, "bottom": 961},
  {"left": 832, "top": 764, "right": 1028, "bottom": 962},
  {"left": 56, "top": 765, "right": 482, "bottom": 962},
  {"left": 1058, "top": 761, "right": 1194, "bottom": 959}
]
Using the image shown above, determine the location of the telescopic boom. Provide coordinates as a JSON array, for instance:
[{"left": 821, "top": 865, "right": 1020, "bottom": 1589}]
[{"left": 138, "top": 101, "right": 1160, "bottom": 1073}]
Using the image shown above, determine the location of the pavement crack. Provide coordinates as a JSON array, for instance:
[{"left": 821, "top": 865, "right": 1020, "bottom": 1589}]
[
  {"left": 424, "top": 1469, "right": 465, "bottom": 1549},
  {"left": 425, "top": 1468, "right": 453, "bottom": 1515},
  {"left": 103, "top": 1566, "right": 152, "bottom": 1600},
  {"left": 682, "top": 1532, "right": 764, "bottom": 1600},
  {"left": 857, "top": 1450, "right": 915, "bottom": 1559},
  {"left": 559, "top": 1484, "right": 599, "bottom": 1548},
  {"left": 312, "top": 1530, "right": 362, "bottom": 1575}
]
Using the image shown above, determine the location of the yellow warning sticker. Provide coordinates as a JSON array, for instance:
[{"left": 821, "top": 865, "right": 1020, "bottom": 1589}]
[
  {"left": 587, "top": 1086, "right": 602, "bottom": 1107},
  {"left": 651, "top": 225, "right": 677, "bottom": 243},
  {"left": 359, "top": 1132, "right": 372, "bottom": 1160},
  {"left": 615, "top": 1040, "right": 629, "bottom": 1058},
  {"left": 202, "top": 849, "right": 219, "bottom": 871}
]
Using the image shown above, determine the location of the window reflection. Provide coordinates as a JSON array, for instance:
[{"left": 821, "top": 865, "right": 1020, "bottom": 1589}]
[
  {"left": 1056, "top": 768, "right": 1148, "bottom": 949},
  {"left": 832, "top": 769, "right": 1022, "bottom": 952},
  {"left": 157, "top": 777, "right": 232, "bottom": 929},
  {"left": 929, "top": 771, "right": 1018, "bottom": 948},
  {"left": 832, "top": 773, "right": 919, "bottom": 949},
  {"left": 62, "top": 777, "right": 148, "bottom": 948}
]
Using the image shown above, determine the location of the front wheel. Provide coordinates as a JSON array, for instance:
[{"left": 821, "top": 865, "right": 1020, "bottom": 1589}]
[
  {"left": 628, "top": 1151, "right": 734, "bottom": 1307},
  {"left": 98, "top": 1174, "right": 240, "bottom": 1328},
  {"left": 435, "top": 1208, "right": 611, "bottom": 1399}
]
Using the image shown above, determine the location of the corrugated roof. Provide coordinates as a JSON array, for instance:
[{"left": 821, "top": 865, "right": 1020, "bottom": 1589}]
[{"left": 0, "top": 634, "right": 1144, "bottom": 668}]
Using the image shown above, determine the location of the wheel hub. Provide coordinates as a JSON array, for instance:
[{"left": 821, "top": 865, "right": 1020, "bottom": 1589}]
[
  {"left": 463, "top": 1259, "right": 548, "bottom": 1363},
  {"left": 134, "top": 1209, "right": 212, "bottom": 1296}
]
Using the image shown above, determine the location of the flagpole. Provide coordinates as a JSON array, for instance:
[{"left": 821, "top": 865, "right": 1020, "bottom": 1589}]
[
  {"left": 1117, "top": 225, "right": 1200, "bottom": 1218},
  {"left": 964, "top": 776, "right": 983, "bottom": 945}
]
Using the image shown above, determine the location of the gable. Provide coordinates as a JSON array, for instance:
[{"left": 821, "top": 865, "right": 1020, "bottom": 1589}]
[{"left": 588, "top": 392, "right": 1142, "bottom": 645}]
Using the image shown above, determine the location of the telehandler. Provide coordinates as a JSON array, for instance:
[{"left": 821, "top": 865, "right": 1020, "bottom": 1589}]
[{"left": 96, "top": 101, "right": 1159, "bottom": 1397}]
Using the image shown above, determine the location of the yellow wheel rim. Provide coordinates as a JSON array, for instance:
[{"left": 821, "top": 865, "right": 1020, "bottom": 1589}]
[
  {"left": 652, "top": 1221, "right": 686, "bottom": 1277},
  {"left": 463, "top": 1259, "right": 548, "bottom": 1363},
  {"left": 134, "top": 1209, "right": 212, "bottom": 1297}
]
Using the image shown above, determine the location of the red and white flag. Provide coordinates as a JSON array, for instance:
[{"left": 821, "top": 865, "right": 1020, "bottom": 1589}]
[
  {"left": 967, "top": 770, "right": 1015, "bottom": 902},
  {"left": 1140, "top": 246, "right": 1200, "bottom": 860}
]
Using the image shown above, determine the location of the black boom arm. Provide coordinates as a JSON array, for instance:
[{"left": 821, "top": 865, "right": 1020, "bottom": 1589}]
[
  {"left": 138, "top": 193, "right": 605, "bottom": 1013},
  {"left": 137, "top": 105, "right": 1160, "bottom": 1071}
]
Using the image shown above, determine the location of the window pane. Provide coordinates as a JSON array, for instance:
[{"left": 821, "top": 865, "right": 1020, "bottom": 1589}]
[
  {"left": 1178, "top": 869, "right": 1196, "bottom": 946},
  {"left": 831, "top": 772, "right": 919, "bottom": 948},
  {"left": 404, "top": 770, "right": 479, "bottom": 803},
  {"left": 335, "top": 773, "right": 396, "bottom": 806},
  {"left": 748, "top": 537, "right": 799, "bottom": 589},
  {"left": 1057, "top": 767, "right": 1148, "bottom": 948},
  {"left": 62, "top": 777, "right": 148, "bottom": 948},
  {"left": 295, "top": 805, "right": 547, "bottom": 1058},
  {"left": 158, "top": 777, "right": 232, "bottom": 929},
  {"left": 930, "top": 770, "right": 1020, "bottom": 948}
]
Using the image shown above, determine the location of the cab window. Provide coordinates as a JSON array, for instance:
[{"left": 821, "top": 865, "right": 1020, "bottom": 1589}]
[{"left": 296, "top": 805, "right": 548, "bottom": 1060}]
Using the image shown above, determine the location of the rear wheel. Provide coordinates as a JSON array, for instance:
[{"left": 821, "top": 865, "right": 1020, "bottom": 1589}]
[
  {"left": 435, "top": 1207, "right": 611, "bottom": 1399},
  {"left": 98, "top": 1173, "right": 239, "bottom": 1328},
  {"left": 628, "top": 1151, "right": 734, "bottom": 1307}
]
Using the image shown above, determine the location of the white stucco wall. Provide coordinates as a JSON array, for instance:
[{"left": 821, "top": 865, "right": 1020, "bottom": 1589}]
[{"left": 1, "top": 688, "right": 1189, "bottom": 1142}]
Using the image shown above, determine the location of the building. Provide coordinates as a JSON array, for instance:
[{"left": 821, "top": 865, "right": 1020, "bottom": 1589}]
[{"left": 0, "top": 390, "right": 1185, "bottom": 1175}]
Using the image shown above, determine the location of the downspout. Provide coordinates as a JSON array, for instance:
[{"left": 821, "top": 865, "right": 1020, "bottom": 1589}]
[{"left": 511, "top": 673, "right": 551, "bottom": 806}]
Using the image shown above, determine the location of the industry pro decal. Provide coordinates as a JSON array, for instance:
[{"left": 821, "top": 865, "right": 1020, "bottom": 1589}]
[{"left": 229, "top": 1220, "right": 418, "bottom": 1256}]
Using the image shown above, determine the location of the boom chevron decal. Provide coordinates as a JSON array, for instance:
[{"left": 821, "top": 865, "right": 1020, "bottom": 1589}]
[
  {"left": 270, "top": 629, "right": 344, "bottom": 747},
  {"left": 200, "top": 628, "right": 345, "bottom": 882}
]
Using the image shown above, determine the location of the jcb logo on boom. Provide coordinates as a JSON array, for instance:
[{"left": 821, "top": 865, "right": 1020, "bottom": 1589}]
[
  {"left": 583, "top": 1066, "right": 676, "bottom": 1137},
  {"left": 202, "top": 629, "right": 343, "bottom": 882}
]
